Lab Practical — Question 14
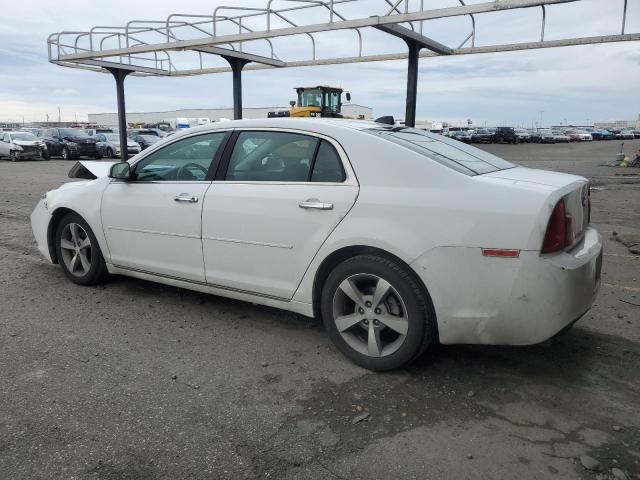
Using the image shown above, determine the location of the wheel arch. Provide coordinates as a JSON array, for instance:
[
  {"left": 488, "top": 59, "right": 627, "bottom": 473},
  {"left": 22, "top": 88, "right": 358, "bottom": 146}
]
[
  {"left": 311, "top": 245, "right": 437, "bottom": 334},
  {"left": 47, "top": 207, "right": 77, "bottom": 263}
]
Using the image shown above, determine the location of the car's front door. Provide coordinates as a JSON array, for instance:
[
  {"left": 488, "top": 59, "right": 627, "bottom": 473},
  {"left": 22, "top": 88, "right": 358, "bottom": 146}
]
[
  {"left": 202, "top": 129, "right": 359, "bottom": 299},
  {"left": 101, "top": 131, "right": 229, "bottom": 282}
]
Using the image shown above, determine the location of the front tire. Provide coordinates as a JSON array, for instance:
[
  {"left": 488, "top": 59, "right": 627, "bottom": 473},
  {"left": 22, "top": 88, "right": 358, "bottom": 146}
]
[
  {"left": 9, "top": 151, "right": 17, "bottom": 162},
  {"left": 321, "top": 254, "right": 436, "bottom": 371},
  {"left": 55, "top": 212, "right": 109, "bottom": 286},
  {"left": 61, "top": 147, "right": 71, "bottom": 160},
  {"left": 106, "top": 148, "right": 114, "bottom": 158}
]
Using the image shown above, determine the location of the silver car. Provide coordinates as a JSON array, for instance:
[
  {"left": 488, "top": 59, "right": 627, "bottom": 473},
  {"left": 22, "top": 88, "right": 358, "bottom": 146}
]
[
  {"left": 94, "top": 133, "right": 141, "bottom": 158},
  {"left": 0, "top": 131, "right": 48, "bottom": 161}
]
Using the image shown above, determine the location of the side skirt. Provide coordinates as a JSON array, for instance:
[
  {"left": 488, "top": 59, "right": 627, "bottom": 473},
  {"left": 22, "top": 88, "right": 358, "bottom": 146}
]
[{"left": 106, "top": 263, "right": 314, "bottom": 318}]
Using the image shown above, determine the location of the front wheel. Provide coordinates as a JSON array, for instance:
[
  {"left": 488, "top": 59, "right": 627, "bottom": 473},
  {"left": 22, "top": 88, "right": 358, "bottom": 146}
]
[
  {"left": 9, "top": 151, "right": 17, "bottom": 162},
  {"left": 106, "top": 148, "right": 114, "bottom": 158},
  {"left": 55, "top": 212, "right": 109, "bottom": 286},
  {"left": 61, "top": 147, "right": 71, "bottom": 160},
  {"left": 321, "top": 254, "right": 436, "bottom": 371}
]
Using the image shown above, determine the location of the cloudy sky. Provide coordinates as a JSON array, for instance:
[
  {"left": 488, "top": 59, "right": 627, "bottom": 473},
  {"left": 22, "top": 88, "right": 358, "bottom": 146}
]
[{"left": 1, "top": 0, "right": 638, "bottom": 126}]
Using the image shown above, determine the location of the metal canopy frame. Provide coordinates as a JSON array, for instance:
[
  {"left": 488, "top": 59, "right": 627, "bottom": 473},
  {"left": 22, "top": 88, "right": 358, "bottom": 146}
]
[{"left": 47, "top": 0, "right": 638, "bottom": 159}]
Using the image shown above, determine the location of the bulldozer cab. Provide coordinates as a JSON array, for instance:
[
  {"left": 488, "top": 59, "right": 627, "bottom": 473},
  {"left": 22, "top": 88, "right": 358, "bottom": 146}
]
[{"left": 293, "top": 86, "right": 346, "bottom": 118}]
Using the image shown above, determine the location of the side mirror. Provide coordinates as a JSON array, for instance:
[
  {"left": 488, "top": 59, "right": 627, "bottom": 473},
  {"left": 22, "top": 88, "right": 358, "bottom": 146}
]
[
  {"left": 109, "top": 162, "right": 132, "bottom": 180},
  {"left": 345, "top": 92, "right": 351, "bottom": 102}
]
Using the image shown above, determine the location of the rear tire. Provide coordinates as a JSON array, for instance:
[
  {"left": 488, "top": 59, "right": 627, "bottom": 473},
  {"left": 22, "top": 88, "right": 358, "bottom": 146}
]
[
  {"left": 321, "top": 254, "right": 436, "bottom": 371},
  {"left": 55, "top": 212, "right": 109, "bottom": 286}
]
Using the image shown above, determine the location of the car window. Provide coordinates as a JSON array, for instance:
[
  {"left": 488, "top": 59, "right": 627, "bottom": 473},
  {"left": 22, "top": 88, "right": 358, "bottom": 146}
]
[
  {"left": 133, "top": 132, "right": 226, "bottom": 182},
  {"left": 311, "top": 140, "right": 345, "bottom": 183},
  {"left": 226, "top": 131, "right": 319, "bottom": 182},
  {"left": 366, "top": 126, "right": 514, "bottom": 175}
]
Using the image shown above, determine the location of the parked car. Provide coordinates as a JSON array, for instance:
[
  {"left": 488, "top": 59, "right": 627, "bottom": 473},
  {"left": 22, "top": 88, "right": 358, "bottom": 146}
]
[
  {"left": 492, "top": 127, "right": 518, "bottom": 144},
  {"left": 535, "top": 130, "right": 557, "bottom": 143},
  {"left": 128, "top": 128, "right": 162, "bottom": 138},
  {"left": 551, "top": 130, "right": 571, "bottom": 143},
  {"left": 564, "top": 130, "right": 592, "bottom": 141},
  {"left": 85, "top": 128, "right": 114, "bottom": 137},
  {"left": 471, "top": 128, "right": 493, "bottom": 143},
  {"left": 576, "top": 130, "right": 593, "bottom": 141},
  {"left": 131, "top": 134, "right": 161, "bottom": 150},
  {"left": 30, "top": 119, "right": 602, "bottom": 371},
  {"left": 450, "top": 130, "right": 472, "bottom": 143},
  {"left": 94, "top": 133, "right": 142, "bottom": 158},
  {"left": 38, "top": 128, "right": 101, "bottom": 160},
  {"left": 590, "top": 130, "right": 613, "bottom": 141},
  {"left": 619, "top": 129, "right": 636, "bottom": 140},
  {"left": 632, "top": 130, "right": 640, "bottom": 139},
  {"left": 514, "top": 129, "right": 531, "bottom": 143},
  {"left": 0, "top": 131, "right": 48, "bottom": 161}
]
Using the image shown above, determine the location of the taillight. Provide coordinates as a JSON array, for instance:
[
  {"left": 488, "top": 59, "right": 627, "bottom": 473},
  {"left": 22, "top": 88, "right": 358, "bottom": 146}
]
[{"left": 541, "top": 199, "right": 574, "bottom": 253}]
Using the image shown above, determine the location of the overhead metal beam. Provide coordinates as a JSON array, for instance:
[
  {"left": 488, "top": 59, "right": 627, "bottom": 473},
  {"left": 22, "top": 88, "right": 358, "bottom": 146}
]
[
  {"left": 74, "top": 59, "right": 171, "bottom": 75},
  {"left": 169, "top": 33, "right": 640, "bottom": 76},
  {"left": 195, "top": 46, "right": 285, "bottom": 67},
  {"left": 56, "top": 0, "right": 578, "bottom": 62},
  {"left": 374, "top": 24, "right": 453, "bottom": 55}
]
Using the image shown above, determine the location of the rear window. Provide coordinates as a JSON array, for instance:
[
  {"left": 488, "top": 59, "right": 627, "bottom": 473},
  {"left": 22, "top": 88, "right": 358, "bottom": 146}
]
[{"left": 365, "top": 127, "right": 514, "bottom": 175}]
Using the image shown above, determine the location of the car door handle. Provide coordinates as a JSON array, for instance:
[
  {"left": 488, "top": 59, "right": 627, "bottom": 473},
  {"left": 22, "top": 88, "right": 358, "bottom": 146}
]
[
  {"left": 299, "top": 199, "right": 334, "bottom": 210},
  {"left": 174, "top": 194, "right": 198, "bottom": 203}
]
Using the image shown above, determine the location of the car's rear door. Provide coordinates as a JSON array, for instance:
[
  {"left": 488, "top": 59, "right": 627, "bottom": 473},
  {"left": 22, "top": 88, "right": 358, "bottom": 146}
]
[
  {"left": 201, "top": 129, "right": 358, "bottom": 299},
  {"left": 101, "top": 131, "right": 229, "bottom": 282}
]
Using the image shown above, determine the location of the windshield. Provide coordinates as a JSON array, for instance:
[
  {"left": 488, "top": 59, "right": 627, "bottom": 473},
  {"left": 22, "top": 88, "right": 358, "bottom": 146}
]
[
  {"left": 59, "top": 128, "right": 88, "bottom": 137},
  {"left": 365, "top": 126, "right": 515, "bottom": 176},
  {"left": 11, "top": 133, "right": 37, "bottom": 141},
  {"left": 299, "top": 89, "right": 323, "bottom": 107}
]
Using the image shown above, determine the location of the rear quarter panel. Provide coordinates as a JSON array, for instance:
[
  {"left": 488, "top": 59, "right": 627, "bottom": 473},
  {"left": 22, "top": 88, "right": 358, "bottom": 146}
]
[{"left": 292, "top": 131, "right": 554, "bottom": 305}]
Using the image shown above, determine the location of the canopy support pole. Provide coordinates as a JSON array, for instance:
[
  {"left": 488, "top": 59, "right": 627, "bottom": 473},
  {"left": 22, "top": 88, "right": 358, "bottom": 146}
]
[{"left": 106, "top": 67, "right": 131, "bottom": 161}]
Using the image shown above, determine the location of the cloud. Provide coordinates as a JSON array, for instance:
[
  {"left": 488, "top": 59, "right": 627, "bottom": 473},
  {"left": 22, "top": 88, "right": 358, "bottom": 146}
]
[{"left": 0, "top": 0, "right": 638, "bottom": 125}]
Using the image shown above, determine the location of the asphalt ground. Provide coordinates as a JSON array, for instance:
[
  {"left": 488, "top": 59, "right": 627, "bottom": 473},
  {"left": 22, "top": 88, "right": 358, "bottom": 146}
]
[{"left": 1, "top": 139, "right": 639, "bottom": 480}]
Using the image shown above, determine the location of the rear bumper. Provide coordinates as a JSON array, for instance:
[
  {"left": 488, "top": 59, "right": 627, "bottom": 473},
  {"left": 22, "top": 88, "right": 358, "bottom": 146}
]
[{"left": 411, "top": 227, "right": 602, "bottom": 345}]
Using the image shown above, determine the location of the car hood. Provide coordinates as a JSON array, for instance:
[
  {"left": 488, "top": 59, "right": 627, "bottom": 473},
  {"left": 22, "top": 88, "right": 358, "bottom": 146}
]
[
  {"left": 14, "top": 140, "right": 44, "bottom": 146},
  {"left": 68, "top": 160, "right": 117, "bottom": 179},
  {"left": 63, "top": 136, "right": 97, "bottom": 143}
]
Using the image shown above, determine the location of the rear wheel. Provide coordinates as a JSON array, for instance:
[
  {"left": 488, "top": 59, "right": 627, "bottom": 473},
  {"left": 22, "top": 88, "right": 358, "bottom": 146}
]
[
  {"left": 55, "top": 212, "right": 108, "bottom": 286},
  {"left": 321, "top": 254, "right": 436, "bottom": 371}
]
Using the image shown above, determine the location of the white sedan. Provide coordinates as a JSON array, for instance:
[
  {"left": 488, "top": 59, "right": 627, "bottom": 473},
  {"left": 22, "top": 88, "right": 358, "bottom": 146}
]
[{"left": 31, "top": 119, "right": 602, "bottom": 370}]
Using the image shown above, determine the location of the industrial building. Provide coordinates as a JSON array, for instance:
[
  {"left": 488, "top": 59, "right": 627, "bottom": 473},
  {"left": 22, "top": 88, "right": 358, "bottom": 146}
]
[{"left": 88, "top": 104, "right": 372, "bottom": 128}]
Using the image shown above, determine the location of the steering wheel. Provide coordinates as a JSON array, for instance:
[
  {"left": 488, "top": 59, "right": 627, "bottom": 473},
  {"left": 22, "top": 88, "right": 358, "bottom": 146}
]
[{"left": 176, "top": 162, "right": 209, "bottom": 181}]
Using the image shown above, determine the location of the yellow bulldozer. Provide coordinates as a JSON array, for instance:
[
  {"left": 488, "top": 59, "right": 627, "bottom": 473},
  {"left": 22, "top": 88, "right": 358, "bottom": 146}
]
[{"left": 268, "top": 86, "right": 351, "bottom": 119}]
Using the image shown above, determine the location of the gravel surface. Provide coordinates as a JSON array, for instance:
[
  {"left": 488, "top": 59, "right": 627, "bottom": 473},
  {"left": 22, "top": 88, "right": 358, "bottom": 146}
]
[{"left": 1, "top": 139, "right": 639, "bottom": 479}]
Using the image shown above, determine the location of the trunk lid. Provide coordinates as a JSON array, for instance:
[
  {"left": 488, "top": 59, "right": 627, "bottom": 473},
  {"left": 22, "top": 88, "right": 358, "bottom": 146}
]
[{"left": 478, "top": 166, "right": 590, "bottom": 250}]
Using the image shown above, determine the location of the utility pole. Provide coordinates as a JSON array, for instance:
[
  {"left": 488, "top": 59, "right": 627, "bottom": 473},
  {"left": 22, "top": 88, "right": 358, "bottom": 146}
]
[{"left": 58, "top": 106, "right": 61, "bottom": 124}]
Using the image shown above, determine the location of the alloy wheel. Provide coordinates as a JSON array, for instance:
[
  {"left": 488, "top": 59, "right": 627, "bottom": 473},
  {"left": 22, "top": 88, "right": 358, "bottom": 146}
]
[
  {"left": 332, "top": 273, "right": 409, "bottom": 358},
  {"left": 59, "top": 222, "right": 93, "bottom": 277}
]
